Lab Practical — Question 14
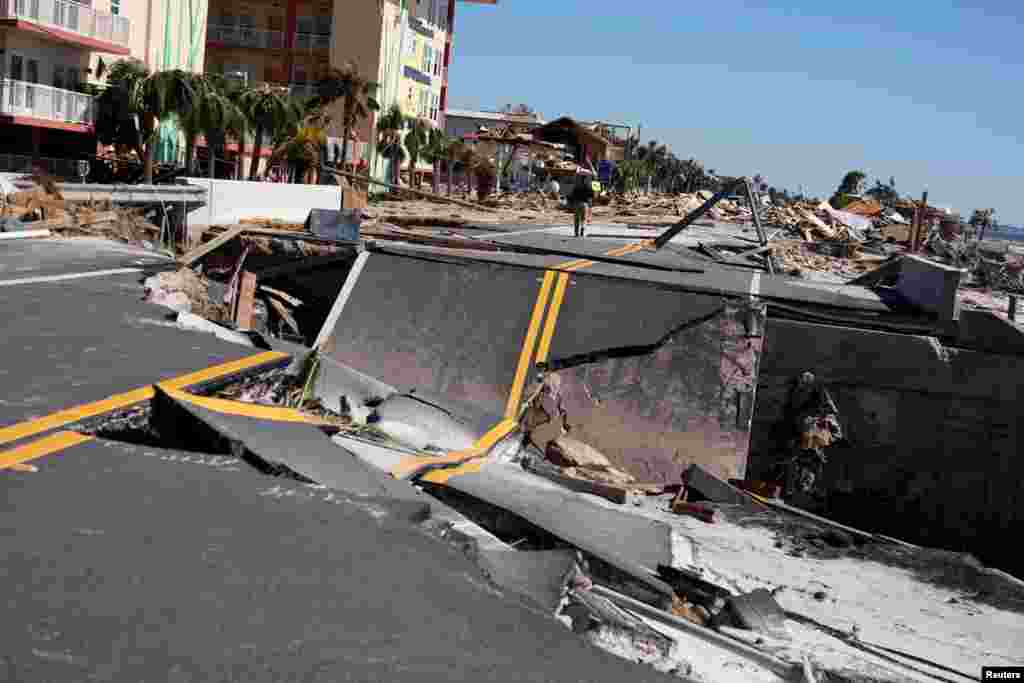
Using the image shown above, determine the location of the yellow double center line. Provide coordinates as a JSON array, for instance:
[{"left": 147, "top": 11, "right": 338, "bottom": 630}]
[
  {"left": 412, "top": 239, "right": 652, "bottom": 483},
  {"left": 0, "top": 351, "right": 290, "bottom": 472}
]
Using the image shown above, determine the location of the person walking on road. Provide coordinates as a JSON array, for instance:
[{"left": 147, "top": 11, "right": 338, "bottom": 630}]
[{"left": 568, "top": 171, "right": 595, "bottom": 237}]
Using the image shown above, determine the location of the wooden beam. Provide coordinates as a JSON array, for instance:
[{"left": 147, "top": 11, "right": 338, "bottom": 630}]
[
  {"left": 258, "top": 285, "right": 304, "bottom": 307},
  {"left": 235, "top": 271, "right": 258, "bottom": 330},
  {"left": 266, "top": 296, "right": 301, "bottom": 336},
  {"left": 180, "top": 225, "right": 246, "bottom": 266}
]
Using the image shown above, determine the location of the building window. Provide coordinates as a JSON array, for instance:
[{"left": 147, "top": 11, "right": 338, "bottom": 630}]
[
  {"left": 422, "top": 45, "right": 432, "bottom": 74},
  {"left": 431, "top": 92, "right": 439, "bottom": 121},
  {"left": 110, "top": 0, "right": 120, "bottom": 15},
  {"left": 53, "top": 65, "right": 64, "bottom": 90},
  {"left": 405, "top": 35, "right": 417, "bottom": 58}
]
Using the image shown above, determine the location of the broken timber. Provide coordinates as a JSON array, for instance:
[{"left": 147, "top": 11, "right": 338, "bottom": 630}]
[
  {"left": 179, "top": 226, "right": 359, "bottom": 267},
  {"left": 322, "top": 166, "right": 498, "bottom": 214}
]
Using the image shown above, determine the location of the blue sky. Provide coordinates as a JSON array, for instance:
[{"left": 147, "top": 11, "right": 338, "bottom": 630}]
[{"left": 448, "top": 0, "right": 1024, "bottom": 224}]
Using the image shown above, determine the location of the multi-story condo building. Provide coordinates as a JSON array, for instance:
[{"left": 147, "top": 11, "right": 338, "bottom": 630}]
[
  {"left": 204, "top": 0, "right": 496, "bottom": 181},
  {"left": 1, "top": 0, "right": 207, "bottom": 173}
]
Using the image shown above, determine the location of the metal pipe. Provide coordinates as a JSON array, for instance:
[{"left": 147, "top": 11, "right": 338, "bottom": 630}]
[
  {"left": 653, "top": 177, "right": 746, "bottom": 250},
  {"left": 588, "top": 584, "right": 801, "bottom": 680},
  {"left": 744, "top": 179, "right": 774, "bottom": 274},
  {"left": 1010, "top": 295, "right": 1018, "bottom": 322}
]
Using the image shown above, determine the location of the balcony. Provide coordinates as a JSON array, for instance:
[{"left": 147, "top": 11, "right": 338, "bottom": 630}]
[
  {"left": 292, "top": 31, "right": 330, "bottom": 51},
  {"left": 0, "top": 0, "right": 131, "bottom": 53},
  {"left": 0, "top": 152, "right": 83, "bottom": 177},
  {"left": 0, "top": 78, "right": 94, "bottom": 130},
  {"left": 207, "top": 24, "right": 285, "bottom": 49}
]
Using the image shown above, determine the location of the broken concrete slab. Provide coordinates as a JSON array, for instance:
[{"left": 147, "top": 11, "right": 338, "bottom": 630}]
[
  {"left": 477, "top": 549, "right": 577, "bottom": 613},
  {"left": 315, "top": 246, "right": 767, "bottom": 483},
  {"left": 150, "top": 386, "right": 436, "bottom": 522},
  {"left": 683, "top": 464, "right": 760, "bottom": 508},
  {"left": 893, "top": 255, "right": 965, "bottom": 321},
  {"left": 717, "top": 588, "right": 788, "bottom": 638},
  {"left": 523, "top": 457, "right": 632, "bottom": 504},
  {"left": 371, "top": 394, "right": 479, "bottom": 452},
  {"left": 546, "top": 436, "right": 614, "bottom": 470},
  {"left": 419, "top": 461, "right": 677, "bottom": 603},
  {"left": 952, "top": 307, "right": 1024, "bottom": 355}
]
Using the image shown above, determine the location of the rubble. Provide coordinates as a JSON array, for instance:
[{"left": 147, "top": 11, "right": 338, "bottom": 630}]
[
  {"left": 69, "top": 168, "right": 1022, "bottom": 683},
  {"left": 142, "top": 268, "right": 232, "bottom": 321}
]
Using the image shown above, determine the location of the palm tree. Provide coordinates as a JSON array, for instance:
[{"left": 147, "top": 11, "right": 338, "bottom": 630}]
[
  {"left": 300, "top": 103, "right": 335, "bottom": 184},
  {"left": 238, "top": 84, "right": 301, "bottom": 180},
  {"left": 272, "top": 122, "right": 324, "bottom": 184},
  {"left": 422, "top": 128, "right": 452, "bottom": 195},
  {"left": 376, "top": 104, "right": 406, "bottom": 186},
  {"left": 179, "top": 74, "right": 246, "bottom": 177},
  {"left": 96, "top": 60, "right": 197, "bottom": 183},
  {"left": 404, "top": 118, "right": 429, "bottom": 189},
  {"left": 313, "top": 62, "right": 380, "bottom": 174}
]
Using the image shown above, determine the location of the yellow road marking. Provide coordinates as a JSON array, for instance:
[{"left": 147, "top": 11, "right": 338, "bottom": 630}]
[
  {"left": 0, "top": 431, "right": 93, "bottom": 470},
  {"left": 535, "top": 272, "right": 569, "bottom": 364},
  {"left": 533, "top": 242, "right": 646, "bottom": 365},
  {"left": 0, "top": 351, "right": 290, "bottom": 449},
  {"left": 160, "top": 351, "right": 289, "bottom": 390},
  {"left": 389, "top": 418, "right": 516, "bottom": 478},
  {"left": 0, "top": 386, "right": 155, "bottom": 447},
  {"left": 157, "top": 385, "right": 335, "bottom": 425},
  {"left": 401, "top": 238, "right": 658, "bottom": 482},
  {"left": 503, "top": 271, "right": 557, "bottom": 420}
]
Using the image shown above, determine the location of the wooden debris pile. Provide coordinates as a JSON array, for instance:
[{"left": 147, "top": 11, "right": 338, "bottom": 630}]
[{"left": 2, "top": 175, "right": 161, "bottom": 245}]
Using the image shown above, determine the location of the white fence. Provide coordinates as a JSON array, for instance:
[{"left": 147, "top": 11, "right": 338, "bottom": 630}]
[
  {"left": 0, "top": 0, "right": 130, "bottom": 46},
  {"left": 185, "top": 177, "right": 343, "bottom": 227},
  {"left": 0, "top": 79, "right": 94, "bottom": 125}
]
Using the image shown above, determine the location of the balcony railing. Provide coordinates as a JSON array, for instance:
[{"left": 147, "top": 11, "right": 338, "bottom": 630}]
[
  {"left": 207, "top": 24, "right": 285, "bottom": 49},
  {"left": 0, "top": 78, "right": 94, "bottom": 125},
  {"left": 0, "top": 0, "right": 131, "bottom": 47},
  {"left": 0, "top": 152, "right": 83, "bottom": 177},
  {"left": 292, "top": 31, "right": 330, "bottom": 51},
  {"left": 283, "top": 82, "right": 316, "bottom": 99}
]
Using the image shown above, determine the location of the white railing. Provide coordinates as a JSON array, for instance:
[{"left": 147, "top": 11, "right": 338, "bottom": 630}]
[
  {"left": 207, "top": 23, "right": 285, "bottom": 49},
  {"left": 0, "top": 0, "right": 130, "bottom": 47},
  {"left": 0, "top": 78, "right": 94, "bottom": 125},
  {"left": 0, "top": 152, "right": 83, "bottom": 177},
  {"left": 292, "top": 32, "right": 330, "bottom": 51},
  {"left": 285, "top": 82, "right": 316, "bottom": 99}
]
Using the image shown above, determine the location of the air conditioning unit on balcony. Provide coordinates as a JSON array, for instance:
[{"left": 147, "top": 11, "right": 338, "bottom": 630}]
[{"left": 225, "top": 70, "right": 249, "bottom": 85}]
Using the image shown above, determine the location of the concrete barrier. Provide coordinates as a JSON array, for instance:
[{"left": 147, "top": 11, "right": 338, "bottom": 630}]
[
  {"left": 749, "top": 317, "right": 1024, "bottom": 575},
  {"left": 185, "top": 177, "right": 340, "bottom": 227}
]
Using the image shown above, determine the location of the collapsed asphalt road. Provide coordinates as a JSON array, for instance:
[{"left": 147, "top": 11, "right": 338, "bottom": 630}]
[{"left": 0, "top": 237, "right": 680, "bottom": 681}]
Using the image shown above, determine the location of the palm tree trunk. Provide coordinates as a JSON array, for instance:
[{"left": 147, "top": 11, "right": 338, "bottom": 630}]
[
  {"left": 143, "top": 142, "right": 156, "bottom": 185},
  {"left": 341, "top": 124, "right": 351, "bottom": 174},
  {"left": 249, "top": 125, "right": 264, "bottom": 181},
  {"left": 432, "top": 160, "right": 440, "bottom": 194},
  {"left": 447, "top": 156, "right": 453, "bottom": 196},
  {"left": 142, "top": 115, "right": 157, "bottom": 184},
  {"left": 184, "top": 134, "right": 196, "bottom": 176}
]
